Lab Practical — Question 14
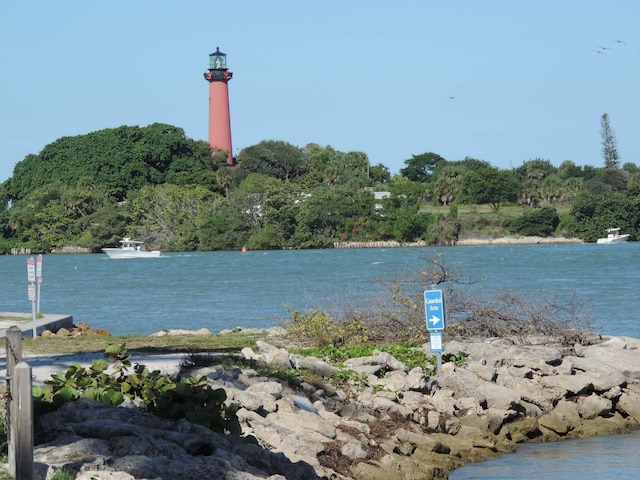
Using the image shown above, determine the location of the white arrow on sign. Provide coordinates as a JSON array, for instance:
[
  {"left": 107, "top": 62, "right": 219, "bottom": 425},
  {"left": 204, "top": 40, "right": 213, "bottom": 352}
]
[{"left": 429, "top": 315, "right": 441, "bottom": 325}]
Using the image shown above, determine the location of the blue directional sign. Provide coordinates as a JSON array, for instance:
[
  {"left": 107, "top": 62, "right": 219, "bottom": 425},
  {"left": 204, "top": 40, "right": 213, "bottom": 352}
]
[{"left": 424, "top": 289, "right": 445, "bottom": 331}]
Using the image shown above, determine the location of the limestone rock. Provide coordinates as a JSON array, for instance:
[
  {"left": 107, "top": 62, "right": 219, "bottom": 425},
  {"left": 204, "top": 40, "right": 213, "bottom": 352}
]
[{"left": 18, "top": 333, "right": 640, "bottom": 480}]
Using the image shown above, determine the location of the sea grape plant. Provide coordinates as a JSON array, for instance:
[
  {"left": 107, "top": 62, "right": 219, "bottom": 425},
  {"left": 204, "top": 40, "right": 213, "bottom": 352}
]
[{"left": 32, "top": 343, "right": 242, "bottom": 436}]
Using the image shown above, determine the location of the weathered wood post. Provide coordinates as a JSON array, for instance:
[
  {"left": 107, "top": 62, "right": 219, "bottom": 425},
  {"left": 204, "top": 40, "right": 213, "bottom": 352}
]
[
  {"left": 12, "top": 362, "right": 34, "bottom": 480},
  {"left": 5, "top": 326, "right": 23, "bottom": 378},
  {"left": 5, "top": 326, "right": 23, "bottom": 475}
]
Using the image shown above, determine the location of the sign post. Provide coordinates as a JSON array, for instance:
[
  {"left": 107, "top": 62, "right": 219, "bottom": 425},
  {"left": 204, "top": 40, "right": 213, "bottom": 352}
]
[
  {"left": 36, "top": 254, "right": 43, "bottom": 314},
  {"left": 424, "top": 288, "right": 446, "bottom": 376},
  {"left": 27, "top": 257, "right": 37, "bottom": 337}
]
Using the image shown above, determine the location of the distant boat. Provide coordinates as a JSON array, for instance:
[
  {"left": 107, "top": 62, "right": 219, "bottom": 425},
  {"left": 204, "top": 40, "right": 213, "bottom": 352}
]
[
  {"left": 102, "top": 238, "right": 162, "bottom": 258},
  {"left": 596, "top": 228, "right": 630, "bottom": 244}
]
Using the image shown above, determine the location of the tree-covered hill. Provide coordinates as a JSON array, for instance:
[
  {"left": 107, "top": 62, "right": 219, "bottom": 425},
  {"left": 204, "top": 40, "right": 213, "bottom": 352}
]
[
  {"left": 4, "top": 123, "right": 222, "bottom": 202},
  {"left": 2, "top": 121, "right": 640, "bottom": 254}
]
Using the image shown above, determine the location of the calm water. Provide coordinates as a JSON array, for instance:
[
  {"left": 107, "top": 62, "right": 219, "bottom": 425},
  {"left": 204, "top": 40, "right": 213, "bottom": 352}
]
[
  {"left": 450, "top": 430, "right": 640, "bottom": 479},
  {"left": 2, "top": 243, "right": 640, "bottom": 478},
  {"left": 1, "top": 243, "right": 639, "bottom": 338}
]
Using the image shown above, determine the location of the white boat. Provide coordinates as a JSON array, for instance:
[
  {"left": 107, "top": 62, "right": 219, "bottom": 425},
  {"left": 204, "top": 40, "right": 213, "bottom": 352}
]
[
  {"left": 102, "top": 238, "right": 162, "bottom": 258},
  {"left": 596, "top": 228, "right": 630, "bottom": 244}
]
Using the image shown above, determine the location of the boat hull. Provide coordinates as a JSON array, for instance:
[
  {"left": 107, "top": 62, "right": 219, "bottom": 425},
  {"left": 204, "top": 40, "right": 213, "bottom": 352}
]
[
  {"left": 102, "top": 249, "right": 162, "bottom": 259},
  {"left": 596, "top": 235, "right": 629, "bottom": 244}
]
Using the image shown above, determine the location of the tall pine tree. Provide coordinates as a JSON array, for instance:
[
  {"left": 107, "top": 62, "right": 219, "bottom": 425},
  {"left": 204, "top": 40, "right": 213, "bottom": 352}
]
[{"left": 600, "top": 113, "right": 620, "bottom": 169}]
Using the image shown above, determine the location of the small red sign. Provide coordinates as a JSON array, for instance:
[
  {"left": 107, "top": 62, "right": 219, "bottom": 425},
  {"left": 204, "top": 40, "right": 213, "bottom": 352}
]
[
  {"left": 36, "top": 254, "right": 43, "bottom": 282},
  {"left": 27, "top": 257, "right": 36, "bottom": 283}
]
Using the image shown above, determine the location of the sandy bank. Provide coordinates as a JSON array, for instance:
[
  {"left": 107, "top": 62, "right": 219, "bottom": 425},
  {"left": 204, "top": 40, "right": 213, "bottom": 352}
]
[{"left": 456, "top": 235, "right": 584, "bottom": 246}]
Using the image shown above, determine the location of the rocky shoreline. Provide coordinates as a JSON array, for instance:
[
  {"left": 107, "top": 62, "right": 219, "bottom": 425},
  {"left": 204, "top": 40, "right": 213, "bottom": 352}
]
[
  {"left": 334, "top": 235, "right": 584, "bottom": 249},
  {"left": 19, "top": 328, "right": 640, "bottom": 479}
]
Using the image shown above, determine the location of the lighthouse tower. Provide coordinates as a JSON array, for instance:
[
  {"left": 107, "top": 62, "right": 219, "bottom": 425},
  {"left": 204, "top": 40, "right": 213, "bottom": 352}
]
[{"left": 203, "top": 47, "right": 234, "bottom": 165}]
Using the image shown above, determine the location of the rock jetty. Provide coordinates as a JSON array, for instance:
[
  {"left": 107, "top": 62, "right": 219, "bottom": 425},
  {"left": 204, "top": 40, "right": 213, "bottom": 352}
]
[{"left": 24, "top": 333, "right": 640, "bottom": 479}]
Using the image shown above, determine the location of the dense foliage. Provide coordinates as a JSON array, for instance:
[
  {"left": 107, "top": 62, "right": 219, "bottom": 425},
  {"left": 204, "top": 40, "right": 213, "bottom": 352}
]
[
  {"left": 32, "top": 344, "right": 242, "bottom": 436},
  {"left": 1, "top": 120, "right": 639, "bottom": 253}
]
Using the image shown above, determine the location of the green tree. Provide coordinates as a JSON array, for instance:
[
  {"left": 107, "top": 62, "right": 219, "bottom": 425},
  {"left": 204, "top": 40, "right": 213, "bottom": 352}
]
[
  {"left": 4, "top": 124, "right": 213, "bottom": 202},
  {"left": 432, "top": 165, "right": 464, "bottom": 205},
  {"left": 369, "top": 163, "right": 391, "bottom": 184},
  {"left": 601, "top": 113, "right": 620, "bottom": 169},
  {"left": 128, "top": 184, "right": 220, "bottom": 251},
  {"left": 506, "top": 206, "right": 559, "bottom": 236},
  {"left": 514, "top": 158, "right": 557, "bottom": 182},
  {"left": 622, "top": 162, "right": 640, "bottom": 175},
  {"left": 557, "top": 160, "right": 583, "bottom": 180},
  {"left": 460, "top": 167, "right": 520, "bottom": 211},
  {"left": 259, "top": 181, "right": 311, "bottom": 247},
  {"left": 456, "top": 157, "right": 492, "bottom": 172},
  {"left": 582, "top": 168, "right": 628, "bottom": 194},
  {"left": 291, "top": 187, "right": 375, "bottom": 247},
  {"left": 236, "top": 140, "right": 307, "bottom": 181},
  {"left": 399, "top": 152, "right": 446, "bottom": 183},
  {"left": 565, "top": 189, "right": 640, "bottom": 241}
]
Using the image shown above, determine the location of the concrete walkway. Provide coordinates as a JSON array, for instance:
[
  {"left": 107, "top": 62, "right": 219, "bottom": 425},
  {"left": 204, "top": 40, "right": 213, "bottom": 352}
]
[
  {"left": 3, "top": 351, "right": 189, "bottom": 385},
  {"left": 0, "top": 312, "right": 189, "bottom": 385},
  {"left": 0, "top": 311, "right": 73, "bottom": 338}
]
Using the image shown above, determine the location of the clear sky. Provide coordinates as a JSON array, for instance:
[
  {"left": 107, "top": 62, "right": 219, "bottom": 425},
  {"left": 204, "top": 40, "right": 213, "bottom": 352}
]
[{"left": 1, "top": 1, "right": 638, "bottom": 183}]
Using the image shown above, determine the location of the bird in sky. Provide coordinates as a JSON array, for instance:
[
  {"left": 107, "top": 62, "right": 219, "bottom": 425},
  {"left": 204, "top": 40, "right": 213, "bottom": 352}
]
[
  {"left": 592, "top": 48, "right": 607, "bottom": 55},
  {"left": 613, "top": 39, "right": 627, "bottom": 44}
]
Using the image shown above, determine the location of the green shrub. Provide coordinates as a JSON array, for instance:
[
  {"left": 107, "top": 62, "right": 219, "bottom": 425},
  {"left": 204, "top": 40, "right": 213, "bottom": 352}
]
[
  {"left": 32, "top": 344, "right": 242, "bottom": 437},
  {"left": 282, "top": 307, "right": 372, "bottom": 347},
  {"left": 51, "top": 468, "right": 76, "bottom": 480},
  {"left": 506, "top": 206, "right": 559, "bottom": 236}
]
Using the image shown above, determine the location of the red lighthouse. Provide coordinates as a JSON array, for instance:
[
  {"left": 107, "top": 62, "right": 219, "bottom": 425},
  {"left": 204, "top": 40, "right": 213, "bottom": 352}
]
[{"left": 204, "top": 47, "right": 234, "bottom": 165}]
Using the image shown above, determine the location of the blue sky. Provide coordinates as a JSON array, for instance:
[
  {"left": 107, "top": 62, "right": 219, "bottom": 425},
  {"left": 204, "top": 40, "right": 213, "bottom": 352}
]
[{"left": 1, "top": 1, "right": 638, "bottom": 183}]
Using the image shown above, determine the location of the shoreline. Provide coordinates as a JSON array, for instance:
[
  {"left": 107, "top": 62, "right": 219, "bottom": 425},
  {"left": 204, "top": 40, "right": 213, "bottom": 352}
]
[
  {"left": 5, "top": 236, "right": 586, "bottom": 256},
  {"left": 19, "top": 328, "right": 640, "bottom": 479},
  {"left": 334, "top": 235, "right": 584, "bottom": 249}
]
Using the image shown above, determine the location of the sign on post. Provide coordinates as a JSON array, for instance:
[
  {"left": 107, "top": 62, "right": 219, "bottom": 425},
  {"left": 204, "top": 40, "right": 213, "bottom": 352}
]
[
  {"left": 424, "top": 289, "right": 445, "bottom": 331},
  {"left": 27, "top": 257, "right": 37, "bottom": 337},
  {"left": 429, "top": 330, "right": 443, "bottom": 353},
  {"left": 27, "top": 258, "right": 35, "bottom": 283},
  {"left": 36, "top": 254, "right": 43, "bottom": 314},
  {"left": 36, "top": 254, "right": 42, "bottom": 283},
  {"left": 424, "top": 288, "right": 446, "bottom": 376}
]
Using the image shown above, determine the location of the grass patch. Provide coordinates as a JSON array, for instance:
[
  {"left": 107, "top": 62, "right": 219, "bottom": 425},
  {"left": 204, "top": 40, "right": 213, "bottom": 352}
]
[
  {"left": 0, "top": 315, "right": 32, "bottom": 323},
  {"left": 5, "top": 330, "right": 271, "bottom": 356},
  {"left": 420, "top": 202, "right": 572, "bottom": 219},
  {"left": 293, "top": 341, "right": 437, "bottom": 373}
]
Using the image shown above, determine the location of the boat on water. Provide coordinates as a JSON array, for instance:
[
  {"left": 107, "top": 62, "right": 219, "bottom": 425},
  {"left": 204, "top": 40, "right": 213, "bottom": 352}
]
[
  {"left": 102, "top": 238, "right": 162, "bottom": 258},
  {"left": 596, "top": 228, "right": 630, "bottom": 244}
]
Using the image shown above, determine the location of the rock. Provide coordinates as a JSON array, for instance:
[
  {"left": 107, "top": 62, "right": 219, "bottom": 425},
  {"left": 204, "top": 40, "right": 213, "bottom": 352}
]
[
  {"left": 34, "top": 400, "right": 323, "bottom": 480},
  {"left": 343, "top": 352, "right": 406, "bottom": 372},
  {"left": 375, "top": 370, "right": 407, "bottom": 392},
  {"left": 255, "top": 341, "right": 293, "bottom": 369},
  {"left": 615, "top": 384, "right": 640, "bottom": 418},
  {"left": 568, "top": 356, "right": 628, "bottom": 391},
  {"left": 149, "top": 328, "right": 211, "bottom": 336},
  {"left": 18, "top": 334, "right": 640, "bottom": 480},
  {"left": 290, "top": 354, "right": 339, "bottom": 377},
  {"left": 577, "top": 393, "right": 613, "bottom": 419},
  {"left": 293, "top": 395, "right": 319, "bottom": 415},
  {"left": 538, "top": 400, "right": 581, "bottom": 436},
  {"left": 539, "top": 374, "right": 593, "bottom": 396},
  {"left": 405, "top": 367, "right": 435, "bottom": 393},
  {"left": 582, "top": 343, "right": 640, "bottom": 380}
]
